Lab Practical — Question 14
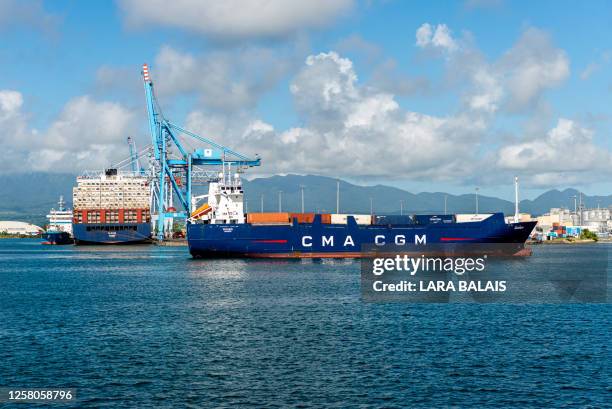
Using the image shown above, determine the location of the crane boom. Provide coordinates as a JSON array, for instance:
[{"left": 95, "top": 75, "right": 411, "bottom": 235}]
[{"left": 127, "top": 136, "right": 140, "bottom": 174}]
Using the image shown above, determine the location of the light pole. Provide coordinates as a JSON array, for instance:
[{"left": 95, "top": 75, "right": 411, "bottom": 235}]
[
  {"left": 475, "top": 187, "right": 479, "bottom": 215},
  {"left": 278, "top": 190, "right": 283, "bottom": 212},
  {"left": 260, "top": 194, "right": 264, "bottom": 212},
  {"left": 579, "top": 192, "right": 583, "bottom": 225},
  {"left": 444, "top": 194, "right": 448, "bottom": 215},
  {"left": 336, "top": 179, "right": 340, "bottom": 213},
  {"left": 300, "top": 185, "right": 305, "bottom": 213},
  {"left": 369, "top": 197, "right": 373, "bottom": 216},
  {"left": 400, "top": 200, "right": 404, "bottom": 216}
]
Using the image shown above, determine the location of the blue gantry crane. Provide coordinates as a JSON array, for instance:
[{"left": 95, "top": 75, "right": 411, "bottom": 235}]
[{"left": 141, "top": 64, "right": 261, "bottom": 240}]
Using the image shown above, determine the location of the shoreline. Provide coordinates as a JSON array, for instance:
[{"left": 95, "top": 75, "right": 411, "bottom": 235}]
[{"left": 530, "top": 238, "right": 603, "bottom": 245}]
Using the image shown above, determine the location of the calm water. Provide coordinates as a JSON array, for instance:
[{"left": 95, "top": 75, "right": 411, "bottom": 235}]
[{"left": 0, "top": 239, "right": 610, "bottom": 408}]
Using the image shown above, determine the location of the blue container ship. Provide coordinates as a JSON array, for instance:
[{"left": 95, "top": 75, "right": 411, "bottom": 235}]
[{"left": 186, "top": 175, "right": 536, "bottom": 258}]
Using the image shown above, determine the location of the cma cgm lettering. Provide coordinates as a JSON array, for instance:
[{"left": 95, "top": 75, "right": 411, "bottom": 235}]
[{"left": 300, "top": 234, "right": 427, "bottom": 247}]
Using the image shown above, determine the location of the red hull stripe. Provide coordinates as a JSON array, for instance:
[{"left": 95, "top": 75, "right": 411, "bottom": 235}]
[
  {"left": 440, "top": 237, "right": 474, "bottom": 241},
  {"left": 253, "top": 239, "right": 288, "bottom": 244},
  {"left": 242, "top": 249, "right": 530, "bottom": 259}
]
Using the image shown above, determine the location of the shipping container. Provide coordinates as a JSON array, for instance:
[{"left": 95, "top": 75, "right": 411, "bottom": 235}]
[
  {"left": 320, "top": 214, "right": 332, "bottom": 224},
  {"left": 247, "top": 212, "right": 291, "bottom": 224},
  {"left": 330, "top": 214, "right": 372, "bottom": 225},
  {"left": 456, "top": 214, "right": 493, "bottom": 222},
  {"left": 373, "top": 215, "right": 414, "bottom": 225},
  {"left": 414, "top": 214, "right": 455, "bottom": 225},
  {"left": 290, "top": 213, "right": 315, "bottom": 223}
]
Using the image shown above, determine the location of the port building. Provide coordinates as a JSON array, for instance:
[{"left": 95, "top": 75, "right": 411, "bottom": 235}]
[
  {"left": 535, "top": 207, "right": 612, "bottom": 239},
  {"left": 0, "top": 221, "right": 44, "bottom": 235}
]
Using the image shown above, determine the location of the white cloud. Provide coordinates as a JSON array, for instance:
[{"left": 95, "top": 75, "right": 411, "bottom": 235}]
[
  {"left": 423, "top": 25, "right": 569, "bottom": 113},
  {"left": 579, "top": 51, "right": 611, "bottom": 80},
  {"left": 497, "top": 118, "right": 612, "bottom": 178},
  {"left": 153, "top": 45, "right": 295, "bottom": 112},
  {"left": 179, "top": 46, "right": 611, "bottom": 187},
  {"left": 498, "top": 28, "right": 569, "bottom": 110},
  {"left": 467, "top": 67, "right": 503, "bottom": 113},
  {"left": 415, "top": 23, "right": 433, "bottom": 48},
  {"left": 580, "top": 62, "right": 600, "bottom": 80},
  {"left": 185, "top": 52, "right": 484, "bottom": 179},
  {"left": 0, "top": 91, "right": 137, "bottom": 173},
  {"left": 118, "top": 0, "right": 353, "bottom": 39},
  {"left": 415, "top": 23, "right": 458, "bottom": 52},
  {"left": 0, "top": 90, "right": 23, "bottom": 115},
  {"left": 0, "top": 0, "right": 59, "bottom": 33}
]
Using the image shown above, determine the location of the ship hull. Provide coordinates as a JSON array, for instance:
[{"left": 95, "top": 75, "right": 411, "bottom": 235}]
[
  {"left": 187, "top": 213, "right": 537, "bottom": 258},
  {"left": 42, "top": 231, "right": 73, "bottom": 245},
  {"left": 72, "top": 223, "right": 152, "bottom": 244}
]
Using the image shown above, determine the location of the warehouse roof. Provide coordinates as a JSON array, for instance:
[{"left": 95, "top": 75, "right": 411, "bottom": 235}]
[{"left": 0, "top": 221, "right": 44, "bottom": 234}]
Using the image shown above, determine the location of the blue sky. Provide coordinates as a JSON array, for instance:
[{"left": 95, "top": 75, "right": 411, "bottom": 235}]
[{"left": 0, "top": 0, "right": 611, "bottom": 200}]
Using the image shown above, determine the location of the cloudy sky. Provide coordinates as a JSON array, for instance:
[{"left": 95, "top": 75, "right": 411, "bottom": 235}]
[{"left": 0, "top": 0, "right": 611, "bottom": 199}]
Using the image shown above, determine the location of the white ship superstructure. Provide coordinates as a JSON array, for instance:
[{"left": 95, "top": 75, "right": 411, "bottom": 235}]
[{"left": 46, "top": 196, "right": 73, "bottom": 235}]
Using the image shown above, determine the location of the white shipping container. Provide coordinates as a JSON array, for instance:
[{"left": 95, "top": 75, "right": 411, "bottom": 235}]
[
  {"left": 455, "top": 213, "right": 493, "bottom": 223},
  {"left": 331, "top": 214, "right": 372, "bottom": 225},
  {"left": 73, "top": 174, "right": 150, "bottom": 210}
]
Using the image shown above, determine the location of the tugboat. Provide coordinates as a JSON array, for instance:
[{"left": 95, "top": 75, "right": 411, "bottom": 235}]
[{"left": 42, "top": 196, "right": 74, "bottom": 245}]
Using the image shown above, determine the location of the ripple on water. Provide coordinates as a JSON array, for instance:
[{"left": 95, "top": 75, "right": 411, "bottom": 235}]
[{"left": 0, "top": 239, "right": 610, "bottom": 407}]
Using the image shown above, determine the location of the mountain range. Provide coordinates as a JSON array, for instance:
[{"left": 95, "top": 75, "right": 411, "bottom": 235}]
[{"left": 1, "top": 172, "right": 610, "bottom": 227}]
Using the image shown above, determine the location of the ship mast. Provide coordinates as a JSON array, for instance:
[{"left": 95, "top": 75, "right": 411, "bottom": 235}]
[{"left": 514, "top": 176, "right": 519, "bottom": 223}]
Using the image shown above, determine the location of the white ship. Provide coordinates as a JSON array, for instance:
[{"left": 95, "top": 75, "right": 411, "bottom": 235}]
[
  {"left": 46, "top": 196, "right": 73, "bottom": 235},
  {"left": 42, "top": 196, "right": 74, "bottom": 245}
]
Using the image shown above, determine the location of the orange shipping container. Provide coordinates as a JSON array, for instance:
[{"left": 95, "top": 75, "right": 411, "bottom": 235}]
[
  {"left": 247, "top": 212, "right": 291, "bottom": 224},
  {"left": 290, "top": 213, "right": 315, "bottom": 223},
  {"left": 320, "top": 214, "right": 332, "bottom": 224}
]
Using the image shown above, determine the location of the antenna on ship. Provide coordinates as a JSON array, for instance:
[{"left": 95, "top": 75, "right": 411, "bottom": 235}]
[{"left": 514, "top": 176, "right": 520, "bottom": 223}]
